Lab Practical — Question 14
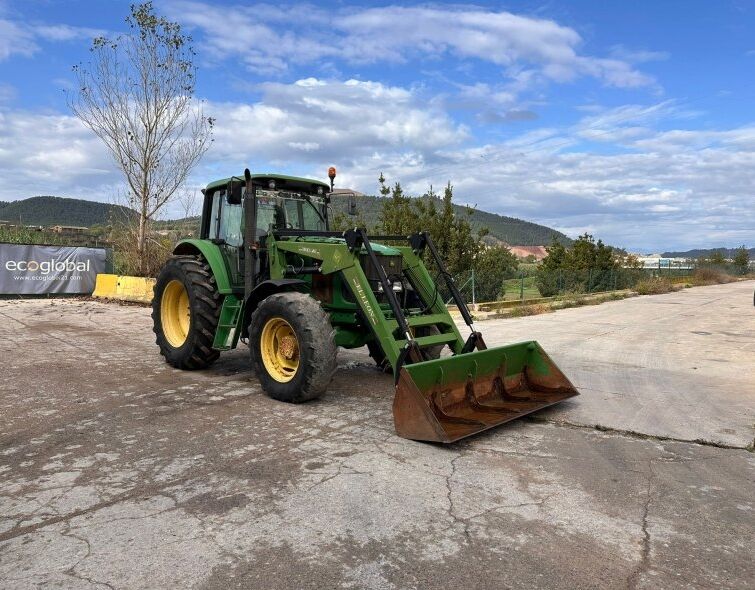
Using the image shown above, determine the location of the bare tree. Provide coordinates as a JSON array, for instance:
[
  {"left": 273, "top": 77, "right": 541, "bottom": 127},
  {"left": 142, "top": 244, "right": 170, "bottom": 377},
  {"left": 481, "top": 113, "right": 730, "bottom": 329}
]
[{"left": 69, "top": 2, "right": 213, "bottom": 275}]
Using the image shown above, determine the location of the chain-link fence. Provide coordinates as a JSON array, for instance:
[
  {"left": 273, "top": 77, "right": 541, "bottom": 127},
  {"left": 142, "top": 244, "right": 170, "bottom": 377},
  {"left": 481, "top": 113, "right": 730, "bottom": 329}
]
[{"left": 441, "top": 262, "right": 752, "bottom": 305}]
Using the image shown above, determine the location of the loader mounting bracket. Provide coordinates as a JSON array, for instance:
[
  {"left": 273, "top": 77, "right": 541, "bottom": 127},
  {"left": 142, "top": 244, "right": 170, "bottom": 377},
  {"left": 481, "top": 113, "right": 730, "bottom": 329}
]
[
  {"left": 409, "top": 232, "right": 427, "bottom": 254},
  {"left": 461, "top": 331, "right": 487, "bottom": 354},
  {"left": 343, "top": 228, "right": 363, "bottom": 252},
  {"left": 393, "top": 342, "right": 425, "bottom": 385}
]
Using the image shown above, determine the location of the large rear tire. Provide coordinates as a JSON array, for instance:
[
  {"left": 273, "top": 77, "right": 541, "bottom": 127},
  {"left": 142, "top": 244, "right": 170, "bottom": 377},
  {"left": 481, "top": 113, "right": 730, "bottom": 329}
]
[
  {"left": 152, "top": 255, "right": 221, "bottom": 370},
  {"left": 249, "top": 292, "right": 337, "bottom": 403}
]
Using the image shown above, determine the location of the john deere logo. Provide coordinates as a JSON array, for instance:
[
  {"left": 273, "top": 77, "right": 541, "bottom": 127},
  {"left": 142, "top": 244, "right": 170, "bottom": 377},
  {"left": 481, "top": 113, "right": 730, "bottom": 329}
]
[{"left": 352, "top": 277, "right": 377, "bottom": 325}]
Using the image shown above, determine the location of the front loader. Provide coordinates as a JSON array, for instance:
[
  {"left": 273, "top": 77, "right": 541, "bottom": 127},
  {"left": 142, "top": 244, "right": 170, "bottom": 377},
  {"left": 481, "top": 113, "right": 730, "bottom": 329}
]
[{"left": 152, "top": 168, "right": 578, "bottom": 442}]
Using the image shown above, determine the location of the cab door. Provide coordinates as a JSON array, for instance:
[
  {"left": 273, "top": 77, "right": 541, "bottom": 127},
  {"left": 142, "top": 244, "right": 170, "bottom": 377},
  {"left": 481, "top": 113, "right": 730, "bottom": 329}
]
[{"left": 207, "top": 188, "right": 244, "bottom": 286}]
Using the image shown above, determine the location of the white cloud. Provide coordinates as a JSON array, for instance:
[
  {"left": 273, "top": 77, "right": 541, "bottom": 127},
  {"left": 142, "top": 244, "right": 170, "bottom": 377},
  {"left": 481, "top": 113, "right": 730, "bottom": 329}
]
[
  {"left": 0, "top": 18, "right": 103, "bottom": 62},
  {"left": 33, "top": 24, "right": 105, "bottom": 42},
  {"left": 202, "top": 78, "right": 467, "bottom": 174},
  {"left": 574, "top": 101, "right": 677, "bottom": 143},
  {"left": 609, "top": 45, "right": 670, "bottom": 63},
  {"left": 317, "top": 101, "right": 755, "bottom": 250},
  {"left": 0, "top": 19, "right": 37, "bottom": 61},
  {"left": 0, "top": 77, "right": 465, "bottom": 208},
  {"left": 0, "top": 108, "right": 117, "bottom": 200},
  {"left": 167, "top": 2, "right": 653, "bottom": 88},
  {"left": 1, "top": 82, "right": 752, "bottom": 251}
]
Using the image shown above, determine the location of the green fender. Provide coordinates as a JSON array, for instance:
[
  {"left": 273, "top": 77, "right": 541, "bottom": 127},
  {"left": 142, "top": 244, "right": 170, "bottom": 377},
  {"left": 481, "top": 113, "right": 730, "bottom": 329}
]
[{"left": 173, "top": 239, "right": 233, "bottom": 294}]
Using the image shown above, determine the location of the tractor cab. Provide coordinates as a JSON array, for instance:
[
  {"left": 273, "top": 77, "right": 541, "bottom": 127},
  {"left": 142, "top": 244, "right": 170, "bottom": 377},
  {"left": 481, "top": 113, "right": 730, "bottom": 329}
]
[
  {"left": 200, "top": 174, "right": 330, "bottom": 242},
  {"left": 199, "top": 173, "right": 331, "bottom": 285}
]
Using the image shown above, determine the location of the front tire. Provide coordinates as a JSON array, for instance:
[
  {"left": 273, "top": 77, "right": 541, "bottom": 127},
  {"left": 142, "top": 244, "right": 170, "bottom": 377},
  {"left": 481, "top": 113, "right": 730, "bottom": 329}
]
[
  {"left": 249, "top": 292, "right": 337, "bottom": 403},
  {"left": 152, "top": 255, "right": 221, "bottom": 370}
]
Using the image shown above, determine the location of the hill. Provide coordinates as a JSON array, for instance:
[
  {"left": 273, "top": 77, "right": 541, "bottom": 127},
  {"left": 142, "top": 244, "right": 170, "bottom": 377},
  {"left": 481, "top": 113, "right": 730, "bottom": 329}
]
[
  {"left": 0, "top": 196, "right": 133, "bottom": 227},
  {"left": 1, "top": 194, "right": 571, "bottom": 247},
  {"left": 662, "top": 247, "right": 754, "bottom": 259},
  {"left": 329, "top": 194, "right": 571, "bottom": 246}
]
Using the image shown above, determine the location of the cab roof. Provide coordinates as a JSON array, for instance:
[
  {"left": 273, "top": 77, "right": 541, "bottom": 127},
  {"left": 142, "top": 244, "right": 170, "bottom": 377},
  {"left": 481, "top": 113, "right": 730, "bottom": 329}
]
[{"left": 205, "top": 173, "right": 330, "bottom": 193}]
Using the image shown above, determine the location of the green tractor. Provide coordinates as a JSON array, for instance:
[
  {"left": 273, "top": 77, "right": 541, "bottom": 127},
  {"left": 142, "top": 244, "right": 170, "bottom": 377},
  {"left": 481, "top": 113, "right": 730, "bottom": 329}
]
[{"left": 152, "top": 168, "right": 578, "bottom": 442}]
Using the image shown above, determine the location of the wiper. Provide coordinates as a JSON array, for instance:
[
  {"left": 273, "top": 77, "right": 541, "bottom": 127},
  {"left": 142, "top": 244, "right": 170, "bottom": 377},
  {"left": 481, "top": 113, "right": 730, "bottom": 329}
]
[{"left": 301, "top": 193, "right": 326, "bottom": 224}]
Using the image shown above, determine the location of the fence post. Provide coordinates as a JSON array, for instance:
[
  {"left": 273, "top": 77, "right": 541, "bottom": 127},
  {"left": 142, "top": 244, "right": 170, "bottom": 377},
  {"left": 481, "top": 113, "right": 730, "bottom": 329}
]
[
  {"left": 471, "top": 269, "right": 476, "bottom": 306},
  {"left": 520, "top": 271, "right": 525, "bottom": 300}
]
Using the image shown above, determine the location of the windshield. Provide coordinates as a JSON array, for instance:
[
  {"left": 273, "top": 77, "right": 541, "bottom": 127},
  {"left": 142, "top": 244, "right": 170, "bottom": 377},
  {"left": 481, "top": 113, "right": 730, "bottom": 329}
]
[{"left": 256, "top": 189, "right": 327, "bottom": 234}]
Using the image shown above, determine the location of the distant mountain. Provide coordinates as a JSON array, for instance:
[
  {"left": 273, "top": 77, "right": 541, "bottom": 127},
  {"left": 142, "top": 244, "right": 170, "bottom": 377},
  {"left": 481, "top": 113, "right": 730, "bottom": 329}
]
[
  {"left": 330, "top": 194, "right": 571, "bottom": 246},
  {"left": 0, "top": 196, "right": 133, "bottom": 227},
  {"left": 662, "top": 247, "right": 754, "bottom": 259},
  {"left": 1, "top": 194, "right": 571, "bottom": 247}
]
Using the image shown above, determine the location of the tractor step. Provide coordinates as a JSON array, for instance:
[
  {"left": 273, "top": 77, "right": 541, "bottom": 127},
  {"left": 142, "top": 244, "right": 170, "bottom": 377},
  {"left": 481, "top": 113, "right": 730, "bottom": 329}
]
[
  {"left": 396, "top": 332, "right": 459, "bottom": 349},
  {"left": 213, "top": 295, "right": 243, "bottom": 350},
  {"left": 406, "top": 313, "right": 454, "bottom": 328}
]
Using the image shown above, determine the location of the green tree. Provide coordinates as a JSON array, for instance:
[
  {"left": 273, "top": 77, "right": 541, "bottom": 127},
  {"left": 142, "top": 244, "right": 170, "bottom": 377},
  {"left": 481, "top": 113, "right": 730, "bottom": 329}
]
[
  {"left": 732, "top": 245, "right": 750, "bottom": 274},
  {"left": 330, "top": 209, "right": 371, "bottom": 232},
  {"left": 536, "top": 233, "right": 619, "bottom": 296},
  {"left": 474, "top": 246, "right": 519, "bottom": 301},
  {"left": 536, "top": 238, "right": 567, "bottom": 296},
  {"left": 377, "top": 174, "right": 484, "bottom": 275},
  {"left": 708, "top": 250, "right": 726, "bottom": 265},
  {"left": 378, "top": 174, "right": 419, "bottom": 236},
  {"left": 69, "top": 2, "right": 213, "bottom": 275},
  {"left": 416, "top": 182, "right": 485, "bottom": 274}
]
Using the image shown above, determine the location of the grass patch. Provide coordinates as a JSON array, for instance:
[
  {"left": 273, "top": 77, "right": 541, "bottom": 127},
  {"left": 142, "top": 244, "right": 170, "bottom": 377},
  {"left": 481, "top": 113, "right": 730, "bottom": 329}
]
[
  {"left": 554, "top": 292, "right": 633, "bottom": 309},
  {"left": 634, "top": 277, "right": 674, "bottom": 295},
  {"left": 494, "top": 291, "right": 634, "bottom": 318},
  {"left": 501, "top": 276, "right": 541, "bottom": 301}
]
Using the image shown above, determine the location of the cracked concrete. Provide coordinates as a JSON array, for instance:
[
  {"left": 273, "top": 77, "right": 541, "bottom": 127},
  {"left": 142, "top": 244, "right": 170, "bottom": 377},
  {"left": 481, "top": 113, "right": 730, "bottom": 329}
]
[{"left": 0, "top": 281, "right": 753, "bottom": 589}]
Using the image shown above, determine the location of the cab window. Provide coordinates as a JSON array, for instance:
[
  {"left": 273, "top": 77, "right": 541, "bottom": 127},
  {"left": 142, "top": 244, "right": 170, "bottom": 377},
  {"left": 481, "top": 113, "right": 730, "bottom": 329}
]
[
  {"left": 255, "top": 190, "right": 287, "bottom": 235},
  {"left": 208, "top": 189, "right": 243, "bottom": 247}
]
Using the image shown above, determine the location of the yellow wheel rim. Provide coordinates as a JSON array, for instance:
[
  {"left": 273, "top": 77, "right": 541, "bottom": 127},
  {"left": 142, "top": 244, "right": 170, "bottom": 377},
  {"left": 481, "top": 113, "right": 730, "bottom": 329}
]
[
  {"left": 161, "top": 280, "right": 190, "bottom": 348},
  {"left": 260, "top": 317, "right": 300, "bottom": 383}
]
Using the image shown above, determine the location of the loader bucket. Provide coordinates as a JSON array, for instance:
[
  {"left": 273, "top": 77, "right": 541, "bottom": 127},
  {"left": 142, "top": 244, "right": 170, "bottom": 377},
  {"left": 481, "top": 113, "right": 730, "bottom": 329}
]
[{"left": 393, "top": 341, "right": 578, "bottom": 443}]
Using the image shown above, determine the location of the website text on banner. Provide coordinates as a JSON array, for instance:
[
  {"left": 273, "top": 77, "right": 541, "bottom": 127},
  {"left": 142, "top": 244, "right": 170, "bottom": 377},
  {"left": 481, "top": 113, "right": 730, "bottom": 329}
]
[{"left": 0, "top": 243, "right": 107, "bottom": 295}]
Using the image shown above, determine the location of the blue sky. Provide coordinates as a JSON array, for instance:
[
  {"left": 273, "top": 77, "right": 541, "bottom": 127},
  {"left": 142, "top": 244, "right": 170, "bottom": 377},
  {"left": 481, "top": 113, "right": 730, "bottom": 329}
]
[{"left": 0, "top": 0, "right": 754, "bottom": 251}]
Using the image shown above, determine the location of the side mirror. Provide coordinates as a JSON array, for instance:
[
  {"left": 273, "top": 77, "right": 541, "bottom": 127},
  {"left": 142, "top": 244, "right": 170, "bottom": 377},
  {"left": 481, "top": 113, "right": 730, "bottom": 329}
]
[
  {"left": 227, "top": 179, "right": 243, "bottom": 205},
  {"left": 336, "top": 192, "right": 358, "bottom": 216}
]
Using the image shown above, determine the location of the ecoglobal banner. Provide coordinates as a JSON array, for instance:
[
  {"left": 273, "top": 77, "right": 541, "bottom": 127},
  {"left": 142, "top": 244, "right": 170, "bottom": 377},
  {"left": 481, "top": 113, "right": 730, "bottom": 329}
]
[{"left": 0, "top": 243, "right": 107, "bottom": 295}]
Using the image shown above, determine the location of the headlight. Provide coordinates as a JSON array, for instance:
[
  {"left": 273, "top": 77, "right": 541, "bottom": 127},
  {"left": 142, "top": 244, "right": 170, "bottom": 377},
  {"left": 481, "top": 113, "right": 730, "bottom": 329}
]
[{"left": 376, "top": 281, "right": 403, "bottom": 293}]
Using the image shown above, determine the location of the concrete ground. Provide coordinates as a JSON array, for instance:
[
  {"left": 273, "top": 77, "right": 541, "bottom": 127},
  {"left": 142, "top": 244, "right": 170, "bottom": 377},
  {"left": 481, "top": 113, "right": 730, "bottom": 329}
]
[{"left": 0, "top": 281, "right": 753, "bottom": 589}]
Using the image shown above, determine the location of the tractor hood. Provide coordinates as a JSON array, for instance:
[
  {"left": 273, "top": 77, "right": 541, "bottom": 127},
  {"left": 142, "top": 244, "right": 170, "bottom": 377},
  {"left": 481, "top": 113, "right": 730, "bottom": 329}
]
[{"left": 283, "top": 236, "right": 402, "bottom": 256}]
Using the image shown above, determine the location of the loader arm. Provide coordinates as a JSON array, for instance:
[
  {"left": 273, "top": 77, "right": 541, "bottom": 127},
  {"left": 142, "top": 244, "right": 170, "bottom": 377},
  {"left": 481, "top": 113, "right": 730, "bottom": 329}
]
[
  {"left": 269, "top": 228, "right": 579, "bottom": 442},
  {"left": 271, "top": 229, "right": 467, "bottom": 373}
]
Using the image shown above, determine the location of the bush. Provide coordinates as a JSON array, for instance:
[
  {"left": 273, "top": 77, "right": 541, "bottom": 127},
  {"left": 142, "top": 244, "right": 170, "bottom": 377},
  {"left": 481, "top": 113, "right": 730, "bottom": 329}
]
[
  {"left": 473, "top": 245, "right": 519, "bottom": 302},
  {"left": 111, "top": 225, "right": 172, "bottom": 277},
  {"left": 634, "top": 277, "right": 674, "bottom": 295},
  {"left": 509, "top": 303, "right": 551, "bottom": 317},
  {"left": 691, "top": 268, "right": 735, "bottom": 286}
]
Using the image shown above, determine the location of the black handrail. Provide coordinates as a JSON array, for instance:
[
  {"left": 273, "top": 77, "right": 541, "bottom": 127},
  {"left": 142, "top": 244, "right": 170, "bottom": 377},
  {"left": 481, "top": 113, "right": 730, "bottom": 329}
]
[{"left": 412, "top": 232, "right": 475, "bottom": 329}]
